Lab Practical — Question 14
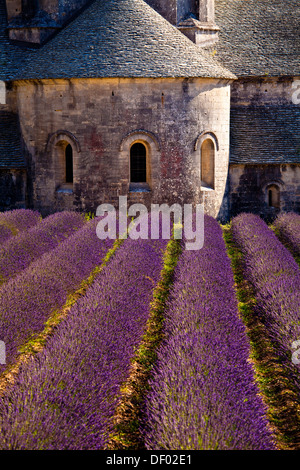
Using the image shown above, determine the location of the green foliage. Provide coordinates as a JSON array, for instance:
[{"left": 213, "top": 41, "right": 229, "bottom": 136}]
[{"left": 84, "top": 211, "right": 95, "bottom": 221}]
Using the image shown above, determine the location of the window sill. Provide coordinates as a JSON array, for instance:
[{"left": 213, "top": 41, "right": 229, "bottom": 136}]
[
  {"left": 201, "top": 185, "right": 214, "bottom": 192},
  {"left": 129, "top": 183, "right": 151, "bottom": 193},
  {"left": 56, "top": 184, "right": 73, "bottom": 194}
]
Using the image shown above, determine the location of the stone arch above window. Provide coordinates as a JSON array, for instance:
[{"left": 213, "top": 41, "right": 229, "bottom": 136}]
[
  {"left": 120, "top": 130, "right": 160, "bottom": 153},
  {"left": 46, "top": 130, "right": 81, "bottom": 154},
  {"left": 46, "top": 130, "right": 80, "bottom": 192},
  {"left": 194, "top": 131, "right": 219, "bottom": 152},
  {"left": 120, "top": 130, "right": 160, "bottom": 192}
]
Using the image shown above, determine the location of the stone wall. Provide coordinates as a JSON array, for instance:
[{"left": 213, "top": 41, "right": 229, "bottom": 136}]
[
  {"left": 6, "top": 0, "right": 91, "bottom": 44},
  {"left": 177, "top": 0, "right": 199, "bottom": 22},
  {"left": 144, "top": 0, "right": 177, "bottom": 24},
  {"left": 230, "top": 76, "right": 299, "bottom": 107},
  {"left": 40, "top": 0, "right": 90, "bottom": 23},
  {"left": 6, "top": 0, "right": 90, "bottom": 22},
  {"left": 226, "top": 76, "right": 300, "bottom": 221},
  {"left": 0, "top": 84, "right": 26, "bottom": 212},
  {"left": 14, "top": 77, "right": 231, "bottom": 217},
  {"left": 0, "top": 169, "right": 26, "bottom": 211},
  {"left": 5, "top": 0, "right": 22, "bottom": 21},
  {"left": 229, "top": 163, "right": 300, "bottom": 222},
  {"left": 145, "top": 1, "right": 214, "bottom": 24}
]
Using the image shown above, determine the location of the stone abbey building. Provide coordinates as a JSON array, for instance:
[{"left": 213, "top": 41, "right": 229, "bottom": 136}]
[{"left": 0, "top": 0, "right": 299, "bottom": 221}]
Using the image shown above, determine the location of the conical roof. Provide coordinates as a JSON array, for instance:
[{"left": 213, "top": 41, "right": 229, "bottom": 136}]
[{"left": 0, "top": 0, "right": 236, "bottom": 81}]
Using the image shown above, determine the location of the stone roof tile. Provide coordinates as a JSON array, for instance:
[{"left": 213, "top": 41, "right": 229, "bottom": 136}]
[
  {"left": 0, "top": 0, "right": 235, "bottom": 81},
  {"left": 230, "top": 105, "right": 300, "bottom": 164},
  {"left": 213, "top": 0, "right": 300, "bottom": 77}
]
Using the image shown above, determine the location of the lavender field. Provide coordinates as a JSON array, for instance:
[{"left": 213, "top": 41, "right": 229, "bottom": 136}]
[{"left": 0, "top": 209, "right": 299, "bottom": 450}]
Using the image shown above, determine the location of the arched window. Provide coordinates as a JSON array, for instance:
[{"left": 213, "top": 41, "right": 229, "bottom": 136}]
[
  {"left": 65, "top": 144, "right": 73, "bottom": 184},
  {"left": 120, "top": 130, "right": 159, "bottom": 193},
  {"left": 201, "top": 139, "right": 215, "bottom": 189},
  {"left": 46, "top": 130, "right": 80, "bottom": 193},
  {"left": 267, "top": 184, "right": 280, "bottom": 208},
  {"left": 130, "top": 143, "right": 147, "bottom": 183}
]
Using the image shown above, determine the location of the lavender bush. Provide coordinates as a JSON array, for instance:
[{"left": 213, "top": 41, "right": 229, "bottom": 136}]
[
  {"left": 142, "top": 215, "right": 275, "bottom": 450},
  {"left": 0, "top": 211, "right": 85, "bottom": 284},
  {"left": 0, "top": 224, "right": 12, "bottom": 245},
  {"left": 231, "top": 213, "right": 300, "bottom": 392},
  {"left": 0, "top": 233, "right": 168, "bottom": 449},
  {"left": 0, "top": 218, "right": 114, "bottom": 375},
  {"left": 0, "top": 209, "right": 41, "bottom": 244},
  {"left": 274, "top": 212, "right": 300, "bottom": 256}
]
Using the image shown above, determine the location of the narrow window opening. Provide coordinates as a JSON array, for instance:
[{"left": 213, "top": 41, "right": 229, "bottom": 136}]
[
  {"left": 130, "top": 143, "right": 147, "bottom": 183},
  {"left": 268, "top": 189, "right": 273, "bottom": 206},
  {"left": 201, "top": 139, "right": 215, "bottom": 189},
  {"left": 65, "top": 144, "right": 73, "bottom": 183},
  {"left": 267, "top": 185, "right": 280, "bottom": 208}
]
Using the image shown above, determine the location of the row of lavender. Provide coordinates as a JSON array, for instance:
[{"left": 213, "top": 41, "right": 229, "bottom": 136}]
[
  {"left": 0, "top": 209, "right": 298, "bottom": 449},
  {"left": 231, "top": 213, "right": 300, "bottom": 394},
  {"left": 0, "top": 231, "right": 168, "bottom": 449},
  {"left": 0, "top": 209, "right": 41, "bottom": 244},
  {"left": 142, "top": 215, "right": 275, "bottom": 450},
  {"left": 274, "top": 212, "right": 300, "bottom": 257},
  {"left": 0, "top": 211, "right": 85, "bottom": 284},
  {"left": 0, "top": 217, "right": 114, "bottom": 375}
]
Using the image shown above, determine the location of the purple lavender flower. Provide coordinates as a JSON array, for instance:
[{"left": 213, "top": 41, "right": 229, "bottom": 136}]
[
  {"left": 274, "top": 212, "right": 300, "bottom": 256},
  {"left": 0, "top": 218, "right": 114, "bottom": 375},
  {"left": 0, "top": 211, "right": 85, "bottom": 284},
  {"left": 231, "top": 213, "right": 300, "bottom": 392},
  {"left": 0, "top": 224, "right": 12, "bottom": 245},
  {"left": 0, "top": 209, "right": 40, "bottom": 244},
  {"left": 0, "top": 232, "right": 168, "bottom": 450},
  {"left": 142, "top": 215, "right": 275, "bottom": 450}
]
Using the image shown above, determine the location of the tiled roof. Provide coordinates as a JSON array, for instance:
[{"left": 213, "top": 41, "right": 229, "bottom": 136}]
[
  {"left": 0, "top": 0, "right": 235, "bottom": 81},
  {"left": 213, "top": 0, "right": 300, "bottom": 77},
  {"left": 0, "top": 2, "right": 26, "bottom": 81},
  {"left": 1, "top": 1, "right": 299, "bottom": 80},
  {"left": 0, "top": 111, "right": 24, "bottom": 168},
  {"left": 230, "top": 105, "right": 300, "bottom": 164}
]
